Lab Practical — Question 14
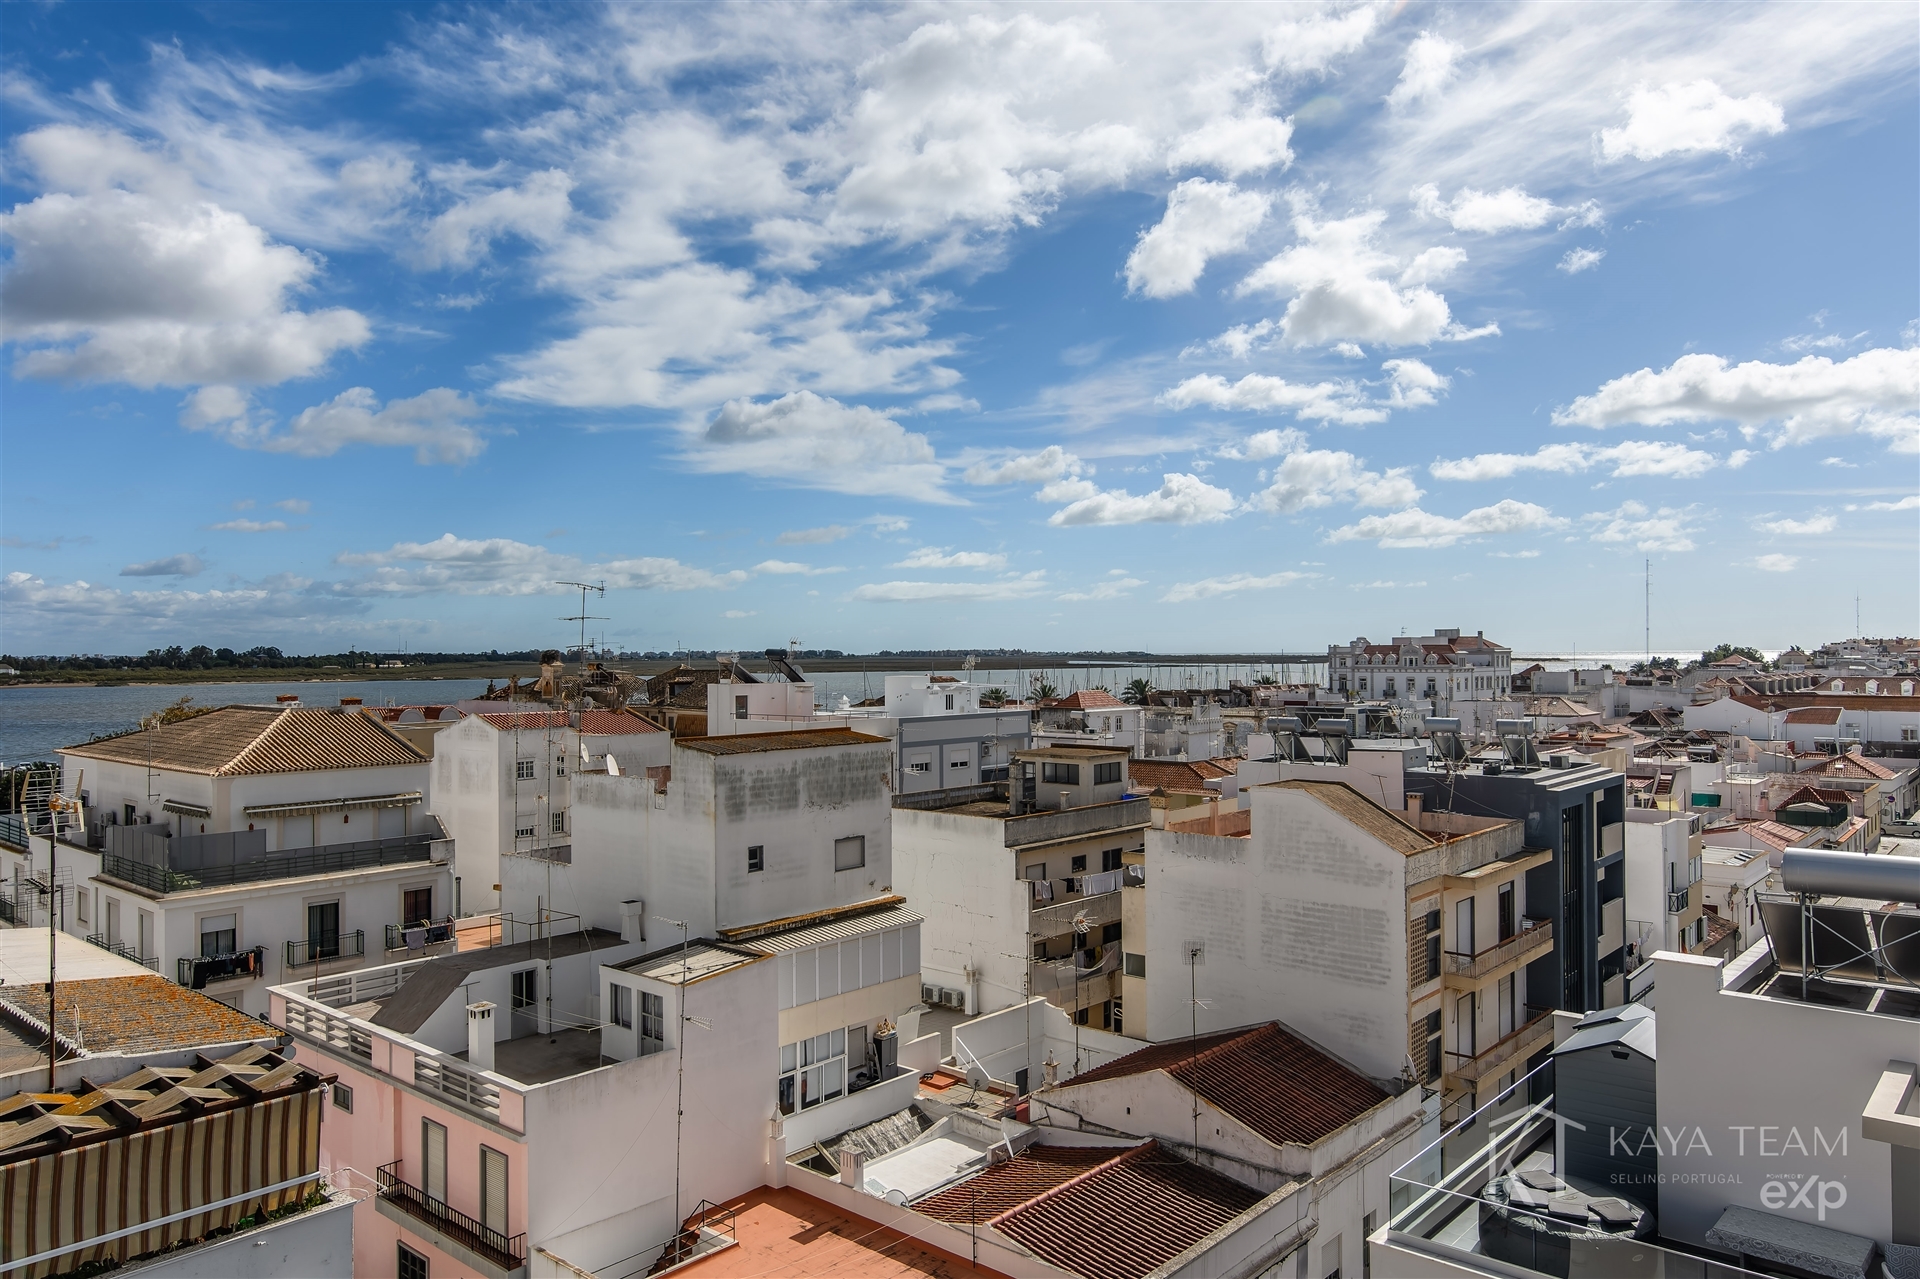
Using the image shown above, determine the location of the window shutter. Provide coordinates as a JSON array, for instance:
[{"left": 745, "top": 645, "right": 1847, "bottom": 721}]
[
  {"left": 422, "top": 1119, "right": 447, "bottom": 1202},
  {"left": 481, "top": 1145, "right": 508, "bottom": 1234}
]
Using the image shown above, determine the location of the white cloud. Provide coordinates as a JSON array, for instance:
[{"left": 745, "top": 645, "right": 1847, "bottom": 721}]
[
  {"left": 1, "top": 186, "right": 369, "bottom": 387},
  {"left": 1332, "top": 341, "right": 1366, "bottom": 359},
  {"left": 1599, "top": 80, "right": 1786, "bottom": 162},
  {"left": 1166, "top": 115, "right": 1294, "bottom": 178},
  {"left": 1239, "top": 207, "right": 1497, "bottom": 347},
  {"left": 750, "top": 559, "right": 845, "bottom": 576},
  {"left": 421, "top": 169, "right": 574, "bottom": 269},
  {"left": 1387, "top": 32, "right": 1462, "bottom": 109},
  {"left": 209, "top": 518, "right": 289, "bottom": 532},
  {"left": 1558, "top": 247, "right": 1606, "bottom": 274},
  {"left": 181, "top": 386, "right": 485, "bottom": 464},
  {"left": 333, "top": 533, "right": 748, "bottom": 597},
  {"left": 1412, "top": 183, "right": 1563, "bottom": 234},
  {"left": 1430, "top": 440, "right": 1719, "bottom": 480},
  {"left": 892, "top": 548, "right": 1008, "bottom": 570},
  {"left": 684, "top": 391, "right": 953, "bottom": 502},
  {"left": 1851, "top": 494, "right": 1919, "bottom": 512},
  {"left": 1583, "top": 500, "right": 1703, "bottom": 552},
  {"left": 1398, "top": 246, "right": 1467, "bottom": 286},
  {"left": 1352, "top": 579, "right": 1426, "bottom": 590},
  {"left": 1382, "top": 358, "right": 1449, "bottom": 408},
  {"left": 1781, "top": 329, "right": 1868, "bottom": 354},
  {"left": 1059, "top": 575, "right": 1145, "bottom": 601},
  {"left": 724, "top": 609, "right": 757, "bottom": 618},
  {"left": 1162, "top": 570, "right": 1311, "bottom": 603},
  {"left": 1758, "top": 514, "right": 1836, "bottom": 535},
  {"left": 851, "top": 573, "right": 1047, "bottom": 603},
  {"left": 1263, "top": 7, "right": 1378, "bottom": 75},
  {"left": 1329, "top": 499, "right": 1567, "bottom": 548},
  {"left": 1161, "top": 372, "right": 1384, "bottom": 426},
  {"left": 121, "top": 553, "right": 205, "bottom": 577},
  {"left": 1489, "top": 549, "right": 1541, "bottom": 559},
  {"left": 964, "top": 446, "right": 1083, "bottom": 486},
  {"left": 1553, "top": 348, "right": 1920, "bottom": 453},
  {"left": 1754, "top": 554, "right": 1799, "bottom": 573},
  {"left": 275, "top": 498, "right": 311, "bottom": 513},
  {"left": 1125, "top": 180, "right": 1271, "bottom": 298},
  {"left": 2, "top": 568, "right": 370, "bottom": 640},
  {"left": 1255, "top": 450, "right": 1423, "bottom": 514},
  {"left": 1185, "top": 320, "right": 1277, "bottom": 360},
  {"left": 775, "top": 525, "right": 851, "bottom": 545},
  {"left": 1727, "top": 450, "right": 1754, "bottom": 468},
  {"left": 1046, "top": 473, "right": 1237, "bottom": 527},
  {"left": 1219, "top": 428, "right": 1307, "bottom": 461}
]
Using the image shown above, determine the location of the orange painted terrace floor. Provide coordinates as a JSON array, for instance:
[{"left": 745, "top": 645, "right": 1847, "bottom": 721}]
[{"left": 664, "top": 1186, "right": 1012, "bottom": 1279}]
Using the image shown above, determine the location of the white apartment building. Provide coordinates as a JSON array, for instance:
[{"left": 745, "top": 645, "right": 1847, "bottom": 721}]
[
  {"left": 1700, "top": 842, "right": 1774, "bottom": 952},
  {"left": 429, "top": 707, "right": 669, "bottom": 915},
  {"left": 1328, "top": 628, "right": 1517, "bottom": 734},
  {"left": 1030, "top": 688, "right": 1146, "bottom": 756},
  {"left": 1622, "top": 809, "right": 1707, "bottom": 992}
]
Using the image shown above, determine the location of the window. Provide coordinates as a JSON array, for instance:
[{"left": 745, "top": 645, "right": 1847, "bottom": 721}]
[
  {"left": 906, "top": 755, "right": 932, "bottom": 774},
  {"left": 833, "top": 835, "right": 866, "bottom": 872},
  {"left": 516, "top": 759, "right": 535, "bottom": 780},
  {"left": 199, "top": 914, "right": 236, "bottom": 958},
  {"left": 1071, "top": 854, "right": 1088, "bottom": 873},
  {"left": 75, "top": 889, "right": 88, "bottom": 924},
  {"left": 641, "top": 991, "right": 666, "bottom": 1054},
  {"left": 748, "top": 844, "right": 764, "bottom": 873},
  {"left": 554, "top": 756, "right": 565, "bottom": 776},
  {"left": 778, "top": 1029, "right": 849, "bottom": 1113},
  {"left": 1102, "top": 848, "right": 1123, "bottom": 872},
  {"left": 1123, "top": 952, "right": 1146, "bottom": 978},
  {"left": 403, "top": 887, "right": 433, "bottom": 926},
  {"left": 1040, "top": 761, "right": 1080, "bottom": 785},
  {"left": 1422, "top": 1009, "right": 1443, "bottom": 1082},
  {"left": 398, "top": 1243, "right": 429, "bottom": 1279},
  {"left": 550, "top": 810, "right": 567, "bottom": 835},
  {"left": 1423, "top": 908, "right": 1443, "bottom": 982},
  {"left": 735, "top": 694, "right": 749, "bottom": 720},
  {"left": 332, "top": 1081, "right": 353, "bottom": 1113},
  {"left": 611, "top": 983, "right": 632, "bottom": 1029},
  {"left": 1497, "top": 882, "right": 1516, "bottom": 942},
  {"left": 944, "top": 694, "right": 954, "bottom": 710},
  {"left": 1363, "top": 1214, "right": 1376, "bottom": 1279},
  {"left": 1101, "top": 921, "right": 1122, "bottom": 945},
  {"left": 421, "top": 1118, "right": 448, "bottom": 1202},
  {"left": 1093, "top": 760, "right": 1122, "bottom": 785},
  {"left": 511, "top": 969, "right": 537, "bottom": 1015},
  {"left": 1023, "top": 862, "right": 1046, "bottom": 880},
  {"left": 948, "top": 754, "right": 970, "bottom": 769},
  {"left": 480, "top": 1146, "right": 508, "bottom": 1236},
  {"left": 307, "top": 902, "right": 340, "bottom": 961},
  {"left": 1905, "top": 728, "right": 1919, "bottom": 743}
]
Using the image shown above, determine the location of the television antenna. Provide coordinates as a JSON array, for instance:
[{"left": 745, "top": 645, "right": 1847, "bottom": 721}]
[{"left": 556, "top": 581, "right": 607, "bottom": 669}]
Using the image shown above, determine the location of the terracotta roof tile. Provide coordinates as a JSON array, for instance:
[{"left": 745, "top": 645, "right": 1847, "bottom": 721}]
[
  {"left": 1799, "top": 753, "right": 1897, "bottom": 780},
  {"left": 63, "top": 706, "right": 426, "bottom": 776},
  {"left": 677, "top": 728, "right": 890, "bottom": 755},
  {"left": 1060, "top": 1022, "right": 1390, "bottom": 1147},
  {"left": 579, "top": 709, "right": 662, "bottom": 735},
  {"left": 1049, "top": 690, "right": 1127, "bottom": 710},
  {"left": 1783, "top": 706, "right": 1843, "bottom": 724},
  {"left": 475, "top": 710, "right": 572, "bottom": 731},
  {"left": 0, "top": 975, "right": 276, "bottom": 1056},
  {"left": 915, "top": 1145, "right": 1118, "bottom": 1220},
  {"left": 1269, "top": 779, "right": 1435, "bottom": 855}
]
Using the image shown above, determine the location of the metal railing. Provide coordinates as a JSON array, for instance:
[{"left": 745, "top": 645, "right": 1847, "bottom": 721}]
[
  {"left": 1667, "top": 888, "right": 1692, "bottom": 914},
  {"left": 300, "top": 961, "right": 417, "bottom": 1008},
  {"left": 651, "top": 1199, "right": 740, "bottom": 1271},
  {"left": 1445, "top": 1009, "right": 1555, "bottom": 1085},
  {"left": 83, "top": 932, "right": 158, "bottom": 969},
  {"left": 375, "top": 1162, "right": 525, "bottom": 1271},
  {"left": 100, "top": 830, "right": 437, "bottom": 894},
  {"left": 1443, "top": 918, "right": 1553, "bottom": 982},
  {"left": 285, "top": 929, "right": 365, "bottom": 968},
  {"left": 385, "top": 917, "right": 456, "bottom": 951},
  {"left": 414, "top": 1052, "right": 502, "bottom": 1119},
  {"left": 177, "top": 945, "right": 267, "bottom": 989}
]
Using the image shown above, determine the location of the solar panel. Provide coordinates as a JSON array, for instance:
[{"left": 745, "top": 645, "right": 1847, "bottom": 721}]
[
  {"left": 1876, "top": 912, "right": 1920, "bottom": 986},
  {"left": 1808, "top": 905, "right": 1879, "bottom": 981}
]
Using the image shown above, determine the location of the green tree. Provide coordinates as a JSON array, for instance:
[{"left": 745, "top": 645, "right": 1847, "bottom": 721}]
[{"left": 1123, "top": 677, "right": 1154, "bottom": 705}]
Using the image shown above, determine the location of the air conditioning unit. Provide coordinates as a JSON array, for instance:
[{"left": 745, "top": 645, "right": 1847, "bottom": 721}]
[
  {"left": 944, "top": 989, "right": 966, "bottom": 1009},
  {"left": 921, "top": 984, "right": 939, "bottom": 1005}
]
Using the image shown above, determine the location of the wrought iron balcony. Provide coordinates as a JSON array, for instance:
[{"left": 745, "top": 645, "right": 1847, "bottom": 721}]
[
  {"left": 285, "top": 929, "right": 365, "bottom": 968},
  {"left": 385, "top": 917, "right": 457, "bottom": 951},
  {"left": 1445, "top": 1009, "right": 1555, "bottom": 1085},
  {"left": 1442, "top": 918, "right": 1553, "bottom": 984},
  {"left": 177, "top": 945, "right": 267, "bottom": 989},
  {"left": 84, "top": 933, "right": 157, "bottom": 970},
  {"left": 376, "top": 1161, "right": 525, "bottom": 1272}
]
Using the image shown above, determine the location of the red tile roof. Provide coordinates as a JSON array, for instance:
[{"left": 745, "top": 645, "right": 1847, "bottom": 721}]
[
  {"left": 578, "top": 708, "right": 662, "bottom": 735},
  {"left": 475, "top": 710, "right": 572, "bottom": 731},
  {"left": 1783, "top": 706, "right": 1843, "bottom": 724},
  {"left": 63, "top": 706, "right": 426, "bottom": 776},
  {"left": 1126, "top": 759, "right": 1237, "bottom": 794},
  {"left": 1049, "top": 690, "right": 1127, "bottom": 710},
  {"left": 914, "top": 1145, "right": 1118, "bottom": 1220},
  {"left": 677, "top": 728, "right": 890, "bottom": 755},
  {"left": 988, "top": 1142, "right": 1263, "bottom": 1279},
  {"left": 1059, "top": 1022, "right": 1390, "bottom": 1148},
  {"left": 1799, "top": 753, "right": 1898, "bottom": 780}
]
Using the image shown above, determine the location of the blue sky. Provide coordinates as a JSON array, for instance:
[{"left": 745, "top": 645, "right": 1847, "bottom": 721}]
[{"left": 3, "top": 2, "right": 1916, "bottom": 658}]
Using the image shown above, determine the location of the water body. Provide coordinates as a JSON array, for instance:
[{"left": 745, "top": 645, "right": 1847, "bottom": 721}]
[{"left": 0, "top": 650, "right": 1698, "bottom": 764}]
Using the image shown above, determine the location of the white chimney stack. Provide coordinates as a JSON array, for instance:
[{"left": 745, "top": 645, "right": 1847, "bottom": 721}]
[
  {"left": 620, "top": 900, "right": 645, "bottom": 945},
  {"left": 467, "top": 1002, "right": 496, "bottom": 1072}
]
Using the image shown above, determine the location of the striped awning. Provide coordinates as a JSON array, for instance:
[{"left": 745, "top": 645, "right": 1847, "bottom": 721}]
[
  {"left": 161, "top": 799, "right": 212, "bottom": 820},
  {"left": 242, "top": 791, "right": 423, "bottom": 819}
]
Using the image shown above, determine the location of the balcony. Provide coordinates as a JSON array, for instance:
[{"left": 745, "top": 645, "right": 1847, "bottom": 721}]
[
  {"left": 385, "top": 917, "right": 457, "bottom": 952},
  {"left": 1446, "top": 1009, "right": 1555, "bottom": 1086},
  {"left": 84, "top": 933, "right": 158, "bottom": 970},
  {"left": 1666, "top": 888, "right": 1691, "bottom": 914},
  {"left": 99, "top": 823, "right": 442, "bottom": 895},
  {"left": 1443, "top": 918, "right": 1553, "bottom": 987},
  {"left": 1029, "top": 885, "right": 1124, "bottom": 939},
  {"left": 285, "top": 929, "right": 365, "bottom": 968},
  {"left": 177, "top": 945, "right": 266, "bottom": 989},
  {"left": 375, "top": 1162, "right": 525, "bottom": 1278}
]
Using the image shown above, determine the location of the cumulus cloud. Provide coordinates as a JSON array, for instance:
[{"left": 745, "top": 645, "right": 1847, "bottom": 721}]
[
  {"left": 3, "top": 569, "right": 369, "bottom": 640},
  {"left": 1599, "top": 80, "right": 1786, "bottom": 161},
  {"left": 1, "top": 190, "right": 368, "bottom": 387},
  {"left": 1254, "top": 450, "right": 1423, "bottom": 514},
  {"left": 1758, "top": 514, "right": 1836, "bottom": 535},
  {"left": 1430, "top": 440, "right": 1721, "bottom": 481},
  {"left": 685, "top": 391, "right": 953, "bottom": 502},
  {"left": 1166, "top": 115, "right": 1294, "bottom": 178},
  {"left": 892, "top": 548, "right": 1008, "bottom": 570},
  {"left": 1412, "top": 183, "right": 1562, "bottom": 233},
  {"left": 1045, "top": 473, "right": 1237, "bottom": 527},
  {"left": 1850, "top": 494, "right": 1919, "bottom": 511},
  {"left": 1583, "top": 500, "right": 1703, "bottom": 552},
  {"left": 1125, "top": 180, "right": 1271, "bottom": 298},
  {"left": 776, "top": 524, "right": 852, "bottom": 544},
  {"left": 1754, "top": 554, "right": 1799, "bottom": 573},
  {"left": 334, "top": 533, "right": 748, "bottom": 597},
  {"left": 1553, "top": 348, "right": 1920, "bottom": 453},
  {"left": 1382, "top": 358, "right": 1449, "bottom": 408},
  {"left": 851, "top": 573, "right": 1047, "bottom": 603},
  {"left": 121, "top": 553, "right": 205, "bottom": 577},
  {"left": 1387, "top": 32, "right": 1462, "bottom": 109},
  {"left": 1558, "top": 248, "right": 1606, "bottom": 274},
  {"left": 1263, "top": 7, "right": 1378, "bottom": 74},
  {"left": 1238, "top": 207, "right": 1497, "bottom": 347},
  {"left": 1161, "top": 372, "right": 1384, "bottom": 426},
  {"left": 1218, "top": 428, "right": 1307, "bottom": 461},
  {"left": 964, "top": 446, "right": 1083, "bottom": 485},
  {"left": 1328, "top": 499, "right": 1567, "bottom": 548},
  {"left": 421, "top": 169, "right": 574, "bottom": 269},
  {"left": 750, "top": 559, "right": 845, "bottom": 576},
  {"left": 1059, "top": 574, "right": 1146, "bottom": 601},
  {"left": 1162, "top": 570, "right": 1311, "bottom": 603},
  {"left": 181, "top": 386, "right": 485, "bottom": 464}
]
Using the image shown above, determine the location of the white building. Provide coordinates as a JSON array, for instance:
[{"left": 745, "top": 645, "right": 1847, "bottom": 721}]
[
  {"left": 1030, "top": 688, "right": 1145, "bottom": 757},
  {"left": 1621, "top": 809, "right": 1706, "bottom": 988},
  {"left": 429, "top": 707, "right": 669, "bottom": 915},
  {"left": 1699, "top": 842, "right": 1774, "bottom": 953},
  {"left": 1327, "top": 629, "right": 1514, "bottom": 725}
]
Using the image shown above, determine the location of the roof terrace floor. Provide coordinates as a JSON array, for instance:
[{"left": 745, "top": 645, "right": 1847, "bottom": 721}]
[{"left": 456, "top": 1027, "right": 611, "bottom": 1086}]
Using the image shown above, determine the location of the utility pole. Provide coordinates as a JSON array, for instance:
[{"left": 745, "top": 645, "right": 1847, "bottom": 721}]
[
  {"left": 1644, "top": 559, "right": 1651, "bottom": 664},
  {"left": 556, "top": 581, "right": 607, "bottom": 672},
  {"left": 45, "top": 772, "right": 81, "bottom": 1092}
]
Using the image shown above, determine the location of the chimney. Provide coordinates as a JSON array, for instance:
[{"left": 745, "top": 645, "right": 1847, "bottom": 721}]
[
  {"left": 620, "top": 900, "right": 645, "bottom": 945},
  {"left": 1406, "top": 793, "right": 1423, "bottom": 821},
  {"left": 467, "top": 1002, "right": 496, "bottom": 1072},
  {"left": 840, "top": 1148, "right": 867, "bottom": 1186}
]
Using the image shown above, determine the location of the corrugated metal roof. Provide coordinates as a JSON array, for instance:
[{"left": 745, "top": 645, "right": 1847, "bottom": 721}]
[
  {"left": 619, "top": 944, "right": 762, "bottom": 985},
  {"left": 738, "top": 906, "right": 924, "bottom": 954},
  {"left": 63, "top": 706, "right": 427, "bottom": 777}
]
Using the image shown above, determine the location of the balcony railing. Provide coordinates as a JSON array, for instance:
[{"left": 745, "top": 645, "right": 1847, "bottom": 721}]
[
  {"left": 83, "top": 933, "right": 158, "bottom": 970},
  {"left": 385, "top": 917, "right": 457, "bottom": 951},
  {"left": 1443, "top": 918, "right": 1553, "bottom": 983},
  {"left": 177, "top": 945, "right": 267, "bottom": 989},
  {"left": 1667, "top": 888, "right": 1691, "bottom": 914},
  {"left": 415, "top": 1052, "right": 502, "bottom": 1119},
  {"left": 285, "top": 929, "right": 365, "bottom": 968},
  {"left": 376, "top": 1162, "right": 525, "bottom": 1272},
  {"left": 100, "top": 829, "right": 438, "bottom": 894},
  {"left": 1446, "top": 1009, "right": 1555, "bottom": 1085},
  {"left": 281, "top": 996, "right": 375, "bottom": 1060},
  {"left": 1029, "top": 886, "right": 1123, "bottom": 938}
]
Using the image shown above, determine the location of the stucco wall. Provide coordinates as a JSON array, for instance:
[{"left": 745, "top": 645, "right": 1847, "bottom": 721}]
[{"left": 891, "top": 805, "right": 1031, "bottom": 1015}]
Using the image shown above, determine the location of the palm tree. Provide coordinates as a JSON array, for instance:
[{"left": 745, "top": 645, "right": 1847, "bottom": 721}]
[
  {"left": 1032, "top": 680, "right": 1060, "bottom": 701},
  {"left": 1123, "top": 677, "right": 1153, "bottom": 705},
  {"left": 1253, "top": 674, "right": 1278, "bottom": 686},
  {"left": 980, "top": 686, "right": 1008, "bottom": 707}
]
